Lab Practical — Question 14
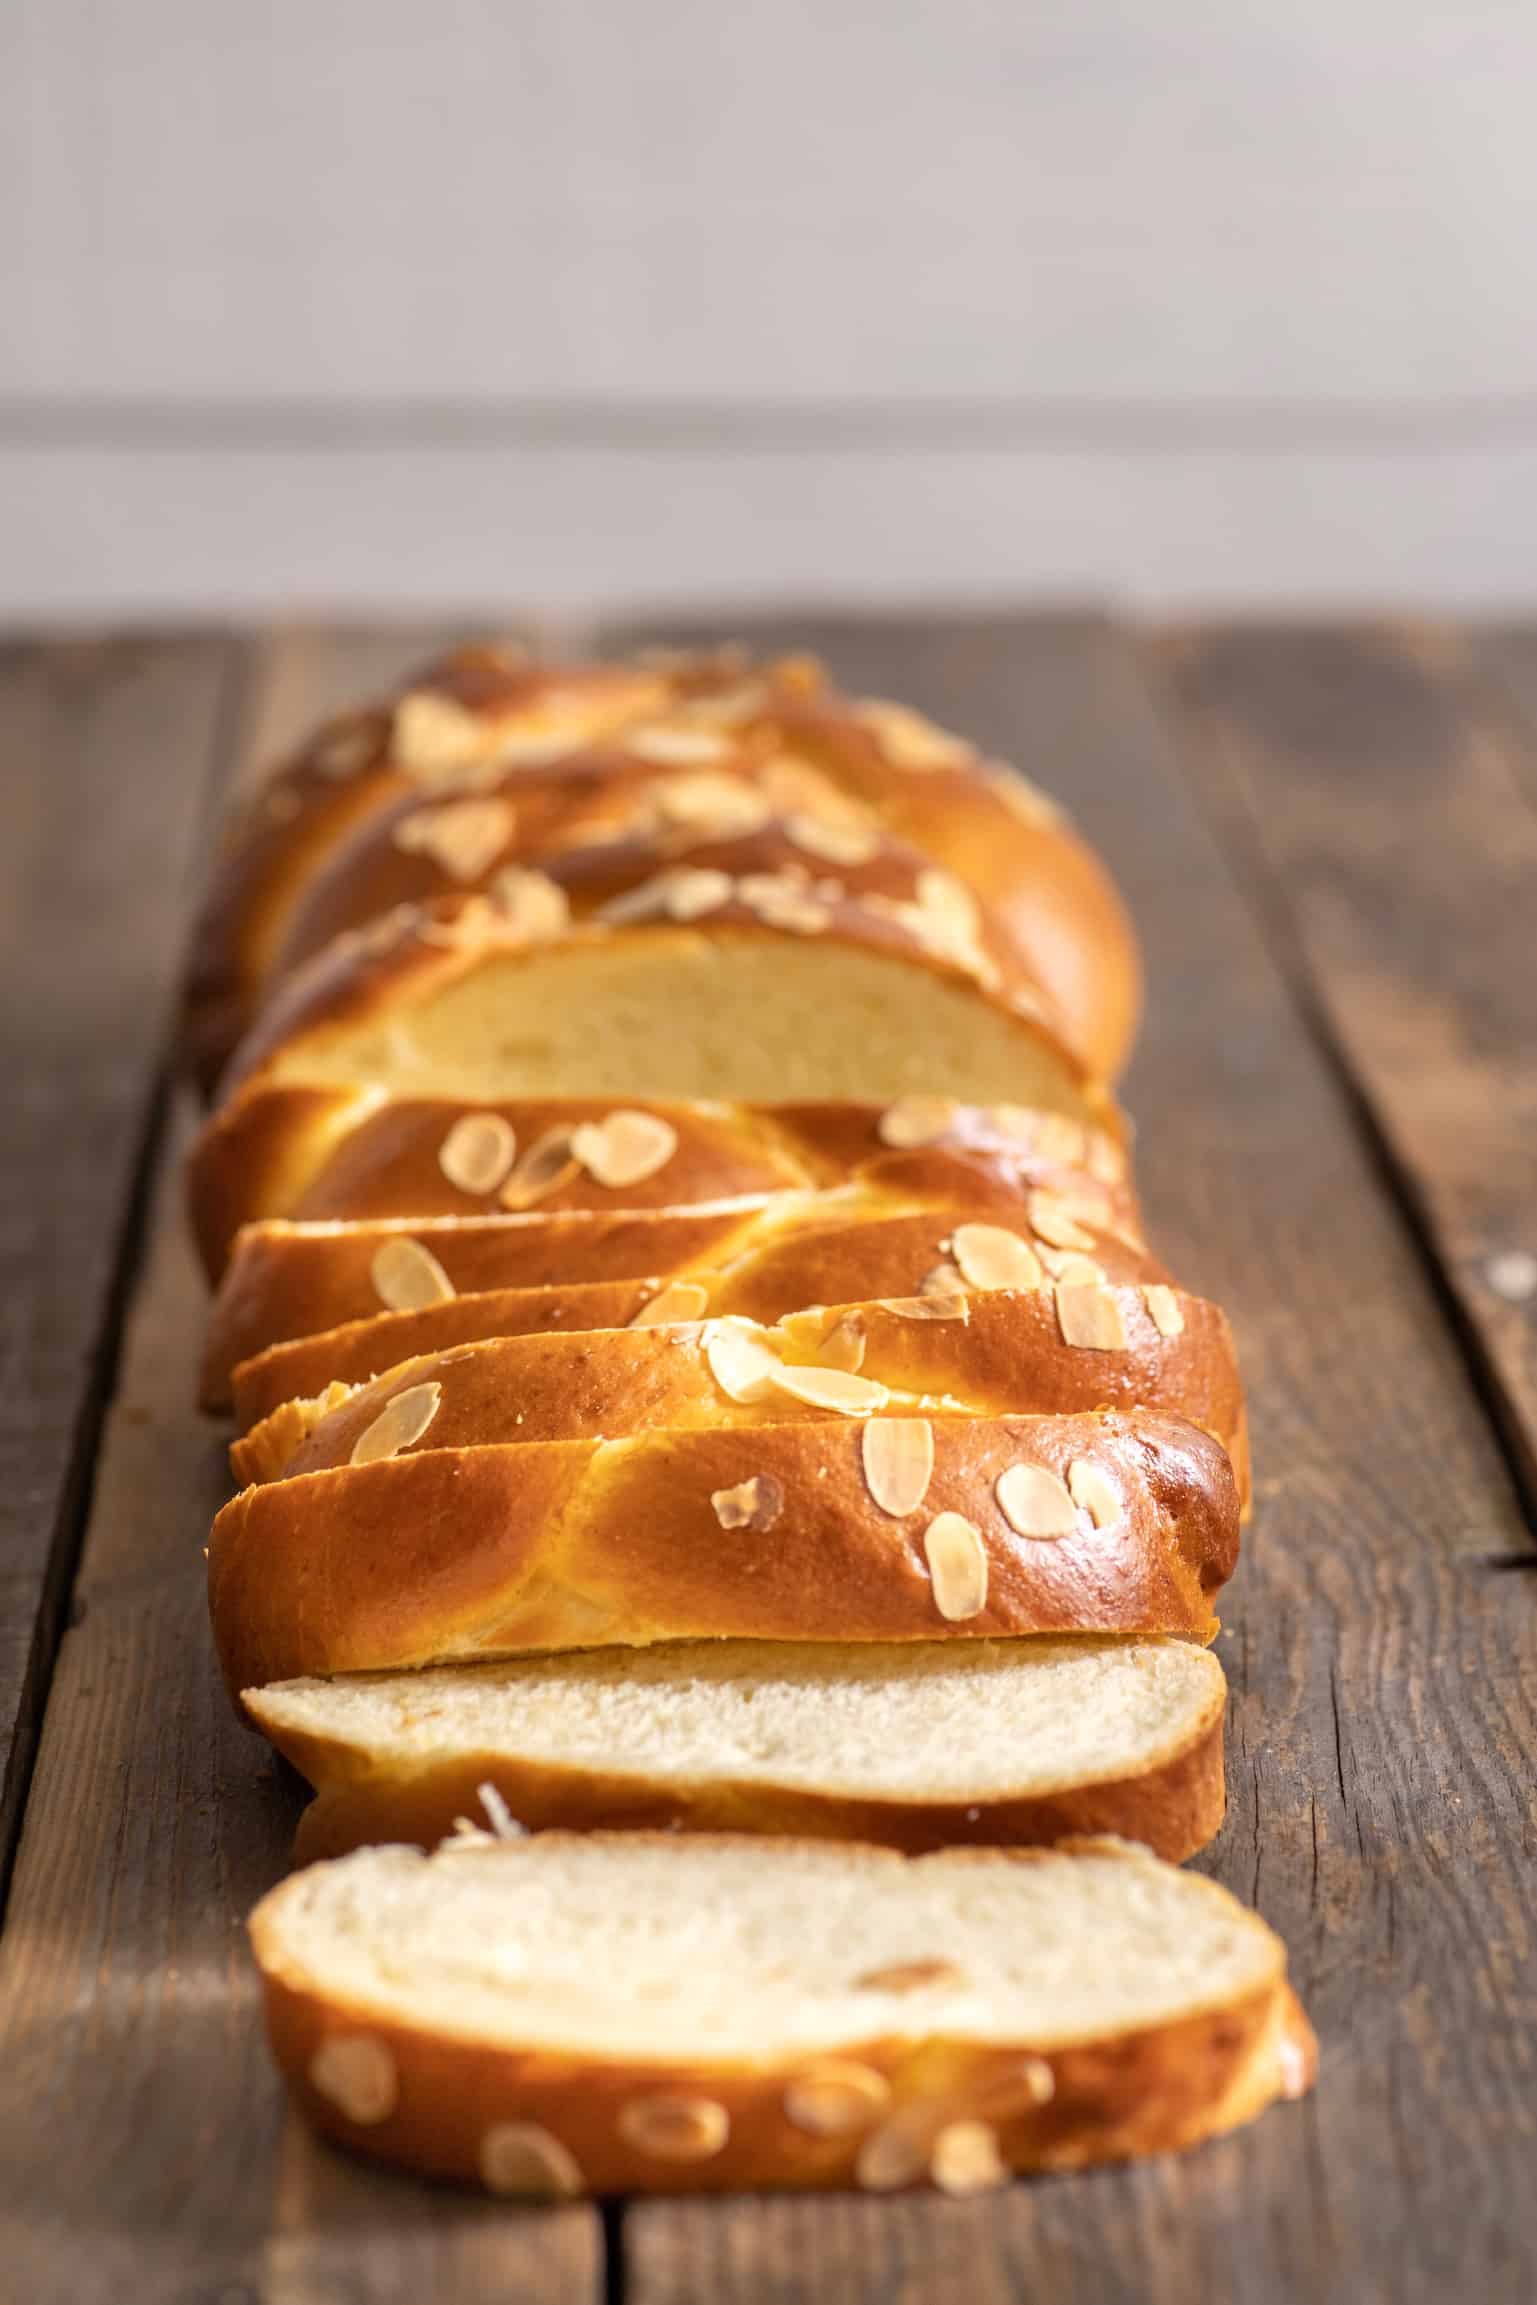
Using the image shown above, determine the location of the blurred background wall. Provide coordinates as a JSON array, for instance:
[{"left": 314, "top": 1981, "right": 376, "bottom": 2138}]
[{"left": 4, "top": 0, "right": 1536, "bottom": 622}]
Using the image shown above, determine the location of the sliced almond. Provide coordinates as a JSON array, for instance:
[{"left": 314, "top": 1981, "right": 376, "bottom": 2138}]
[
  {"left": 1143, "top": 1283, "right": 1186, "bottom": 1338},
  {"left": 784, "top": 2062, "right": 891, "bottom": 2137},
  {"left": 370, "top": 1235, "right": 457, "bottom": 1312},
  {"left": 1068, "top": 1457, "right": 1123, "bottom": 1530},
  {"left": 308, "top": 2035, "right": 397, "bottom": 2124},
  {"left": 437, "top": 1112, "right": 517, "bottom": 1196},
  {"left": 930, "top": 2120, "right": 1007, "bottom": 2197},
  {"left": 630, "top": 1280, "right": 711, "bottom": 1328},
  {"left": 876, "top": 1094, "right": 961, "bottom": 1149},
  {"left": 769, "top": 1363, "right": 888, "bottom": 1415},
  {"left": 1055, "top": 1282, "right": 1128, "bottom": 1350},
  {"left": 862, "top": 1418, "right": 934, "bottom": 1516},
  {"left": 885, "top": 1292, "right": 969, "bottom": 1323},
  {"left": 1032, "top": 1112, "right": 1092, "bottom": 1166},
  {"left": 650, "top": 772, "right": 771, "bottom": 839},
  {"left": 677, "top": 678, "right": 769, "bottom": 726},
  {"left": 392, "top": 689, "right": 493, "bottom": 777},
  {"left": 349, "top": 1380, "right": 443, "bottom": 1467},
  {"left": 491, "top": 865, "right": 572, "bottom": 940},
  {"left": 735, "top": 871, "right": 831, "bottom": 934},
  {"left": 710, "top": 1473, "right": 785, "bottom": 1531},
  {"left": 923, "top": 1511, "right": 989, "bottom": 1620},
  {"left": 855, "top": 2114, "right": 932, "bottom": 2193},
  {"left": 853, "top": 699, "right": 974, "bottom": 770},
  {"left": 625, "top": 725, "right": 734, "bottom": 768},
  {"left": 816, "top": 1311, "right": 867, "bottom": 1373},
  {"left": 597, "top": 865, "right": 734, "bottom": 924},
  {"left": 498, "top": 1126, "right": 579, "bottom": 1210},
  {"left": 951, "top": 1223, "right": 1043, "bottom": 1293},
  {"left": 1028, "top": 1190, "right": 1097, "bottom": 1252},
  {"left": 784, "top": 812, "right": 882, "bottom": 866},
  {"left": 915, "top": 867, "right": 982, "bottom": 939},
  {"left": 1087, "top": 1133, "right": 1128, "bottom": 1184},
  {"left": 1036, "top": 1246, "right": 1107, "bottom": 1286},
  {"left": 856, "top": 1957, "right": 965, "bottom": 1992},
  {"left": 995, "top": 1462, "right": 1076, "bottom": 1539},
  {"left": 393, "top": 794, "right": 516, "bottom": 881},
  {"left": 704, "top": 1321, "right": 784, "bottom": 1403},
  {"left": 570, "top": 1110, "right": 678, "bottom": 1188},
  {"left": 973, "top": 2055, "right": 1057, "bottom": 2116},
  {"left": 479, "top": 2121, "right": 585, "bottom": 2199},
  {"left": 617, "top": 2094, "right": 730, "bottom": 2161}
]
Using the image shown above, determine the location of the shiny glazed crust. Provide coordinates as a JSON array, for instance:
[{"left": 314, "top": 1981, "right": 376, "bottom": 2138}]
[
  {"left": 249, "top": 1837, "right": 1314, "bottom": 2198},
  {"left": 189, "top": 1088, "right": 1132, "bottom": 1285},
  {"left": 208, "top": 1411, "right": 1241, "bottom": 1692},
  {"left": 230, "top": 1285, "right": 1249, "bottom": 1512}
]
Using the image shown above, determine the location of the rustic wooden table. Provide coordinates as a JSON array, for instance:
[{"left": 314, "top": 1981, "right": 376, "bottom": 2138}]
[{"left": 0, "top": 615, "right": 1532, "bottom": 2305}]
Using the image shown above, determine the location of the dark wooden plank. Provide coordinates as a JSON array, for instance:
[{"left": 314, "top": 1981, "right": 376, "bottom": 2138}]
[
  {"left": 1155, "top": 623, "right": 1537, "bottom": 1510},
  {"left": 0, "top": 631, "right": 233, "bottom": 1889},
  {"left": 0, "top": 629, "right": 600, "bottom": 2305},
  {"left": 601, "top": 611, "right": 1537, "bottom": 2305}
]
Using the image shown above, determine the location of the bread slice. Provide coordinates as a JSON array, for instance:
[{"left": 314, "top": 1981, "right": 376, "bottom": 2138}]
[
  {"left": 218, "top": 905, "right": 1104, "bottom": 1125},
  {"left": 230, "top": 1289, "right": 1248, "bottom": 1512},
  {"left": 249, "top": 1832, "right": 1313, "bottom": 2194},
  {"left": 208, "top": 1409, "right": 1240, "bottom": 1690},
  {"left": 247, "top": 1635, "right": 1229, "bottom": 1864}
]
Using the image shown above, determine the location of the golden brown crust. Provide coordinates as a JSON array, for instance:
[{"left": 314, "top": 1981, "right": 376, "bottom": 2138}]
[
  {"left": 208, "top": 1411, "right": 1241, "bottom": 1691},
  {"left": 230, "top": 1286, "right": 1248, "bottom": 1513},
  {"left": 189, "top": 1088, "right": 1133, "bottom": 1285},
  {"left": 225, "top": 1214, "right": 1193, "bottom": 1440},
  {"left": 249, "top": 1838, "right": 1313, "bottom": 2197},
  {"left": 259, "top": 1678, "right": 1228, "bottom": 1868}
]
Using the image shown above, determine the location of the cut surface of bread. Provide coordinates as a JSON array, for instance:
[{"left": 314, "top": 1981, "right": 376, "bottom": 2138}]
[
  {"left": 208, "top": 1409, "right": 1240, "bottom": 1689},
  {"left": 231, "top": 1288, "right": 1247, "bottom": 1510},
  {"left": 247, "top": 1634, "right": 1228, "bottom": 1863},
  {"left": 251, "top": 1833, "right": 1313, "bottom": 2194},
  {"left": 222, "top": 912, "right": 1103, "bottom": 1120},
  {"left": 188, "top": 1085, "right": 1131, "bottom": 1285}
]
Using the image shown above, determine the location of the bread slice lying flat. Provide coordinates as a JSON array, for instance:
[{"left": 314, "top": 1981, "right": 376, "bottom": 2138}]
[
  {"left": 231, "top": 1289, "right": 1248, "bottom": 1515},
  {"left": 208, "top": 1409, "right": 1240, "bottom": 1690},
  {"left": 247, "top": 1634, "right": 1228, "bottom": 1864},
  {"left": 249, "top": 1832, "right": 1313, "bottom": 2195}
]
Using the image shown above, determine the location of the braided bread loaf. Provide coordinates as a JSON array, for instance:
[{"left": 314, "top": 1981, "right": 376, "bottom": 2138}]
[{"left": 183, "top": 644, "right": 1310, "bottom": 2196}]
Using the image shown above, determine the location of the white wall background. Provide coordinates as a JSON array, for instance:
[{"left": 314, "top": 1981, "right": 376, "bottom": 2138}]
[{"left": 4, "top": 0, "right": 1537, "bottom": 619}]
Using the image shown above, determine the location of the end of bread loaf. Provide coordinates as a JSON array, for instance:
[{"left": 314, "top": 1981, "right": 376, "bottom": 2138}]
[{"left": 249, "top": 1833, "right": 1313, "bottom": 2196}]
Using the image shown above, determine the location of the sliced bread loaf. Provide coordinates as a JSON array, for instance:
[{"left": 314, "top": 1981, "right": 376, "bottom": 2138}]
[
  {"left": 249, "top": 1832, "right": 1313, "bottom": 2195},
  {"left": 248, "top": 1634, "right": 1228, "bottom": 1864},
  {"left": 208, "top": 1409, "right": 1240, "bottom": 1690},
  {"left": 230, "top": 1289, "right": 1247, "bottom": 1508}
]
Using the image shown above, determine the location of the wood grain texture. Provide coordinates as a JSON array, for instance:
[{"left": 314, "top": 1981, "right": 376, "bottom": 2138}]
[
  {"left": 0, "top": 630, "right": 600, "bottom": 2305},
  {"left": 0, "top": 631, "right": 230, "bottom": 1888},
  {"left": 601, "top": 612, "right": 1537, "bottom": 2304},
  {"left": 1155, "top": 623, "right": 1537, "bottom": 1514}
]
